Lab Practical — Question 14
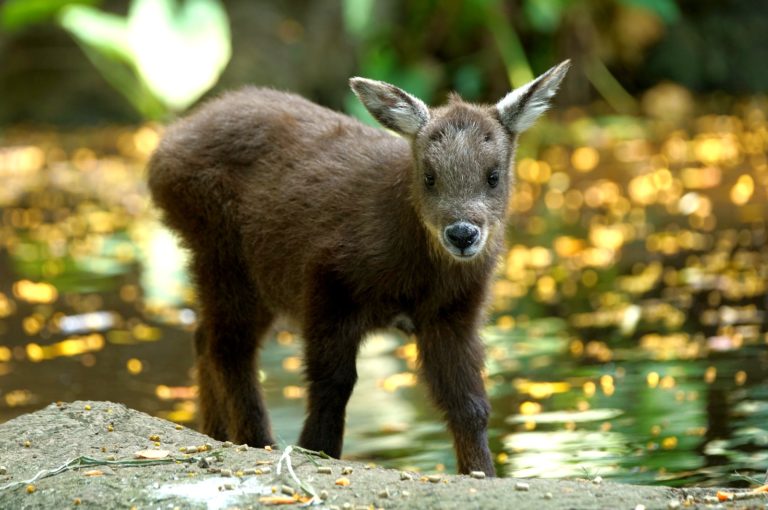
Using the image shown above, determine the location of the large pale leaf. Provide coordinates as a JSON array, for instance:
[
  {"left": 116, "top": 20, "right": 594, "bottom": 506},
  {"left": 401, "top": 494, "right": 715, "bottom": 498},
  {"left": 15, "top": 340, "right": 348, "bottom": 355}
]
[
  {"left": 127, "top": 0, "right": 231, "bottom": 112},
  {"left": 59, "top": 5, "right": 131, "bottom": 61}
]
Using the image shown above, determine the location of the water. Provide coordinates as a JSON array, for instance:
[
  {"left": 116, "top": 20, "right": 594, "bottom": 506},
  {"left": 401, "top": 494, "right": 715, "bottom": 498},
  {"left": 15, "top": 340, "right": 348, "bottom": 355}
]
[{"left": 0, "top": 110, "right": 767, "bottom": 487}]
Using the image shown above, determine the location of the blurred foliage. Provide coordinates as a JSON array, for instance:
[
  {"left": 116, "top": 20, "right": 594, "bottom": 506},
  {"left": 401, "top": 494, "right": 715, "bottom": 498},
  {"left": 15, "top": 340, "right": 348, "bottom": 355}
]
[
  {"left": 1, "top": 0, "right": 231, "bottom": 120},
  {"left": 0, "top": 1, "right": 767, "bottom": 124},
  {"left": 0, "top": 0, "right": 100, "bottom": 31}
]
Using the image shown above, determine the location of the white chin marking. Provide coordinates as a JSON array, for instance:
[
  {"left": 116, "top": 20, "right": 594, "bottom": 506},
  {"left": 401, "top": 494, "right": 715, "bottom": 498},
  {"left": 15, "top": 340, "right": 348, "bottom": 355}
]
[{"left": 440, "top": 228, "right": 488, "bottom": 261}]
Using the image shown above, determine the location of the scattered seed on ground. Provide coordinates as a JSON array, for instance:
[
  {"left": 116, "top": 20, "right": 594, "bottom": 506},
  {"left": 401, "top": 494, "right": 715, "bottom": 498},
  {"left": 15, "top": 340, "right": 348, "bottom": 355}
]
[
  {"left": 23, "top": 440, "right": 30, "bottom": 448},
  {"left": 281, "top": 485, "right": 295, "bottom": 496},
  {"left": 255, "top": 466, "right": 271, "bottom": 475},
  {"left": 335, "top": 476, "right": 351, "bottom": 486},
  {"left": 515, "top": 482, "right": 530, "bottom": 491},
  {"left": 148, "top": 434, "right": 160, "bottom": 442},
  {"left": 73, "top": 498, "right": 81, "bottom": 505},
  {"left": 220, "top": 469, "right": 233, "bottom": 477},
  {"left": 401, "top": 490, "right": 410, "bottom": 497},
  {"left": 26, "top": 484, "right": 35, "bottom": 494},
  {"left": 544, "top": 492, "right": 553, "bottom": 499},
  {"left": 318, "top": 466, "right": 332, "bottom": 474},
  {"left": 399, "top": 471, "right": 413, "bottom": 481},
  {"left": 341, "top": 466, "right": 353, "bottom": 475},
  {"left": 470, "top": 471, "right": 486, "bottom": 479},
  {"left": 264, "top": 445, "right": 272, "bottom": 451},
  {"left": 378, "top": 487, "right": 390, "bottom": 498},
  {"left": 222, "top": 441, "right": 233, "bottom": 448},
  {"left": 592, "top": 475, "right": 603, "bottom": 484},
  {"left": 667, "top": 500, "right": 681, "bottom": 509},
  {"left": 427, "top": 474, "right": 442, "bottom": 483},
  {"left": 84, "top": 405, "right": 91, "bottom": 411},
  {"left": 0, "top": 466, "right": 7, "bottom": 474},
  {"left": 319, "top": 490, "right": 329, "bottom": 500}
]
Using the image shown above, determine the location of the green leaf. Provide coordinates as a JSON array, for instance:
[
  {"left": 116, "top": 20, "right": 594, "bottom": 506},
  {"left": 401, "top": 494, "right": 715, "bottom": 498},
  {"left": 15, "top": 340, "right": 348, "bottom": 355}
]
[
  {"left": 621, "top": 0, "right": 681, "bottom": 24},
  {"left": 127, "top": 0, "right": 231, "bottom": 112},
  {"left": 522, "top": 0, "right": 565, "bottom": 33},
  {"left": 342, "top": 0, "right": 375, "bottom": 37},
  {"left": 58, "top": 5, "right": 132, "bottom": 62},
  {"left": 0, "top": 0, "right": 100, "bottom": 31}
]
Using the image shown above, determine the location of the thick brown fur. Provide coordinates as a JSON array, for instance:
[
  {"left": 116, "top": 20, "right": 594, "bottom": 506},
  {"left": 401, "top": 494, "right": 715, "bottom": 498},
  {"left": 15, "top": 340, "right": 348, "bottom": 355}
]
[{"left": 148, "top": 63, "right": 568, "bottom": 476}]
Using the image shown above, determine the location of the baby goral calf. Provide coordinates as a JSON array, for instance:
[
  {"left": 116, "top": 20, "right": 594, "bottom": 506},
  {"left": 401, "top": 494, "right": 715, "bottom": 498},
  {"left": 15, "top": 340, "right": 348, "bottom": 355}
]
[{"left": 148, "top": 61, "right": 569, "bottom": 475}]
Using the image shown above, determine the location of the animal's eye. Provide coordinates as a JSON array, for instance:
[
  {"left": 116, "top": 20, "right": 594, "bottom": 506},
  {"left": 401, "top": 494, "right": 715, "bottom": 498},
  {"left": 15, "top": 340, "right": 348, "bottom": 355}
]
[
  {"left": 424, "top": 173, "right": 436, "bottom": 188},
  {"left": 487, "top": 169, "right": 500, "bottom": 188}
]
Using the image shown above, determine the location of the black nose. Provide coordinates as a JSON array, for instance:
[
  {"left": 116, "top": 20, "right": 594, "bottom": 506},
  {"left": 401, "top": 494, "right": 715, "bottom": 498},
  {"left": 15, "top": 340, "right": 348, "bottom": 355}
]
[{"left": 445, "top": 222, "right": 480, "bottom": 250}]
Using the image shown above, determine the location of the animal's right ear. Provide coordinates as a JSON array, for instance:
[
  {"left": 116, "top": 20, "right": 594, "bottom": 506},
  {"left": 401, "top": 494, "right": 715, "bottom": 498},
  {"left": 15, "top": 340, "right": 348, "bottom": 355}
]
[{"left": 349, "top": 77, "right": 430, "bottom": 136}]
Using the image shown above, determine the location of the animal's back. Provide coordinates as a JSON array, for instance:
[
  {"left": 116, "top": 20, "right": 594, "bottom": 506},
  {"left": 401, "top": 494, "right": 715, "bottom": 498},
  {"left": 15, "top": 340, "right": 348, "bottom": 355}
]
[{"left": 148, "top": 87, "right": 412, "bottom": 312}]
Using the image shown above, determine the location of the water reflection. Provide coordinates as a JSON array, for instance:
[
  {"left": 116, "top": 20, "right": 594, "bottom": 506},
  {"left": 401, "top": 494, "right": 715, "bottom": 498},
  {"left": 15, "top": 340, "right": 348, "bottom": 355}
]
[{"left": 0, "top": 103, "right": 767, "bottom": 487}]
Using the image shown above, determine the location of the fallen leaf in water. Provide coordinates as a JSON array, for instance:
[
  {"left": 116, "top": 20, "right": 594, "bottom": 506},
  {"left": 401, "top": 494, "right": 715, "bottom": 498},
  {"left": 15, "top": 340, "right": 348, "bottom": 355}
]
[
  {"left": 258, "top": 494, "right": 312, "bottom": 505},
  {"left": 134, "top": 449, "right": 170, "bottom": 459}
]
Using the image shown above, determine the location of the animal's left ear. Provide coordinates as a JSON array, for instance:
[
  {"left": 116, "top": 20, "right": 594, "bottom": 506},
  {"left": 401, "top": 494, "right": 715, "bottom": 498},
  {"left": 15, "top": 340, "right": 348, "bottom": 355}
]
[
  {"left": 495, "top": 60, "right": 571, "bottom": 135},
  {"left": 350, "top": 77, "right": 430, "bottom": 136}
]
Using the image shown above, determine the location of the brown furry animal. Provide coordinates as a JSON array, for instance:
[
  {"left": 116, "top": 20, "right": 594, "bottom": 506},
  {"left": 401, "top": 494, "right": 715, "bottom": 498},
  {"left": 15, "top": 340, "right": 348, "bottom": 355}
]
[{"left": 148, "top": 61, "right": 569, "bottom": 475}]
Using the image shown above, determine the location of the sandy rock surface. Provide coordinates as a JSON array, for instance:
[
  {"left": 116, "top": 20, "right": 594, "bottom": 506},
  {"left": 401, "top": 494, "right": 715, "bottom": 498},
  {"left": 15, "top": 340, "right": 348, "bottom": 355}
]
[{"left": 0, "top": 401, "right": 763, "bottom": 509}]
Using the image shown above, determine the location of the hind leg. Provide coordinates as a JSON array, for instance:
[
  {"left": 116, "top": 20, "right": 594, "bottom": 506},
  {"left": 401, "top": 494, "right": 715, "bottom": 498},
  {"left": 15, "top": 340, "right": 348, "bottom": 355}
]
[{"left": 192, "top": 253, "right": 275, "bottom": 447}]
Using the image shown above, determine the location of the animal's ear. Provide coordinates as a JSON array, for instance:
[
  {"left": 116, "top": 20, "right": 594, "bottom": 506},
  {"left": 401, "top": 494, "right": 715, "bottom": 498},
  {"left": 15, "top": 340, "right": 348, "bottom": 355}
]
[
  {"left": 349, "top": 77, "right": 430, "bottom": 136},
  {"left": 495, "top": 60, "right": 571, "bottom": 135}
]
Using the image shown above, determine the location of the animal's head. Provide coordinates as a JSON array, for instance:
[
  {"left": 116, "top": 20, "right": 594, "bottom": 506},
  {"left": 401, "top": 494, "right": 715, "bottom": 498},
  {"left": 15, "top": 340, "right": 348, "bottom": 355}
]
[{"left": 350, "top": 61, "right": 570, "bottom": 261}]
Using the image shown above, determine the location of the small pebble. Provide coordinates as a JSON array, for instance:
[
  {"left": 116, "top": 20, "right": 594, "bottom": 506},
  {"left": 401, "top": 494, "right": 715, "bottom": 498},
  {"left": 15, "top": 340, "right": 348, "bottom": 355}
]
[
  {"left": 702, "top": 496, "right": 718, "bottom": 504},
  {"left": 23, "top": 440, "right": 31, "bottom": 448},
  {"left": 667, "top": 500, "right": 680, "bottom": 509},
  {"left": 219, "top": 483, "right": 235, "bottom": 491},
  {"left": 319, "top": 490, "right": 329, "bottom": 500},
  {"left": 544, "top": 492, "right": 553, "bottom": 500},
  {"left": 515, "top": 482, "right": 530, "bottom": 491},
  {"left": 317, "top": 466, "right": 333, "bottom": 474},
  {"left": 399, "top": 471, "right": 413, "bottom": 481},
  {"left": 220, "top": 468, "right": 233, "bottom": 477},
  {"left": 427, "top": 474, "right": 442, "bottom": 483},
  {"left": 401, "top": 490, "right": 410, "bottom": 497},
  {"left": 470, "top": 470, "right": 486, "bottom": 479},
  {"left": 255, "top": 467, "right": 271, "bottom": 475},
  {"left": 341, "top": 466, "right": 353, "bottom": 475},
  {"left": 377, "top": 488, "right": 390, "bottom": 499},
  {"left": 592, "top": 475, "right": 603, "bottom": 484},
  {"left": 264, "top": 445, "right": 272, "bottom": 451},
  {"left": 236, "top": 444, "right": 249, "bottom": 452},
  {"left": 0, "top": 466, "right": 7, "bottom": 475},
  {"left": 207, "top": 467, "right": 221, "bottom": 474},
  {"left": 197, "top": 457, "right": 210, "bottom": 469},
  {"left": 106, "top": 455, "right": 116, "bottom": 461},
  {"left": 175, "top": 424, "right": 183, "bottom": 430},
  {"left": 183, "top": 446, "right": 197, "bottom": 453},
  {"left": 634, "top": 505, "right": 646, "bottom": 510},
  {"left": 222, "top": 441, "right": 233, "bottom": 448},
  {"left": 281, "top": 485, "right": 295, "bottom": 496},
  {"left": 73, "top": 498, "right": 81, "bottom": 505},
  {"left": 341, "top": 504, "right": 352, "bottom": 510},
  {"left": 684, "top": 494, "right": 694, "bottom": 504}
]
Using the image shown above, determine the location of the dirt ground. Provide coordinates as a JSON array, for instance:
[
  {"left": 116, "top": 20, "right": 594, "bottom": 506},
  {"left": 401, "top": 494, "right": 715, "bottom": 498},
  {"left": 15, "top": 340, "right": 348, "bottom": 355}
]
[{"left": 0, "top": 401, "right": 763, "bottom": 509}]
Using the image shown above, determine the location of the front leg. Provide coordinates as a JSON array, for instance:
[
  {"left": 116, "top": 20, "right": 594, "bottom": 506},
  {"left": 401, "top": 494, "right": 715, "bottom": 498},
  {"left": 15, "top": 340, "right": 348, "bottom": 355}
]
[
  {"left": 417, "top": 317, "right": 495, "bottom": 476},
  {"left": 298, "top": 267, "right": 364, "bottom": 458}
]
